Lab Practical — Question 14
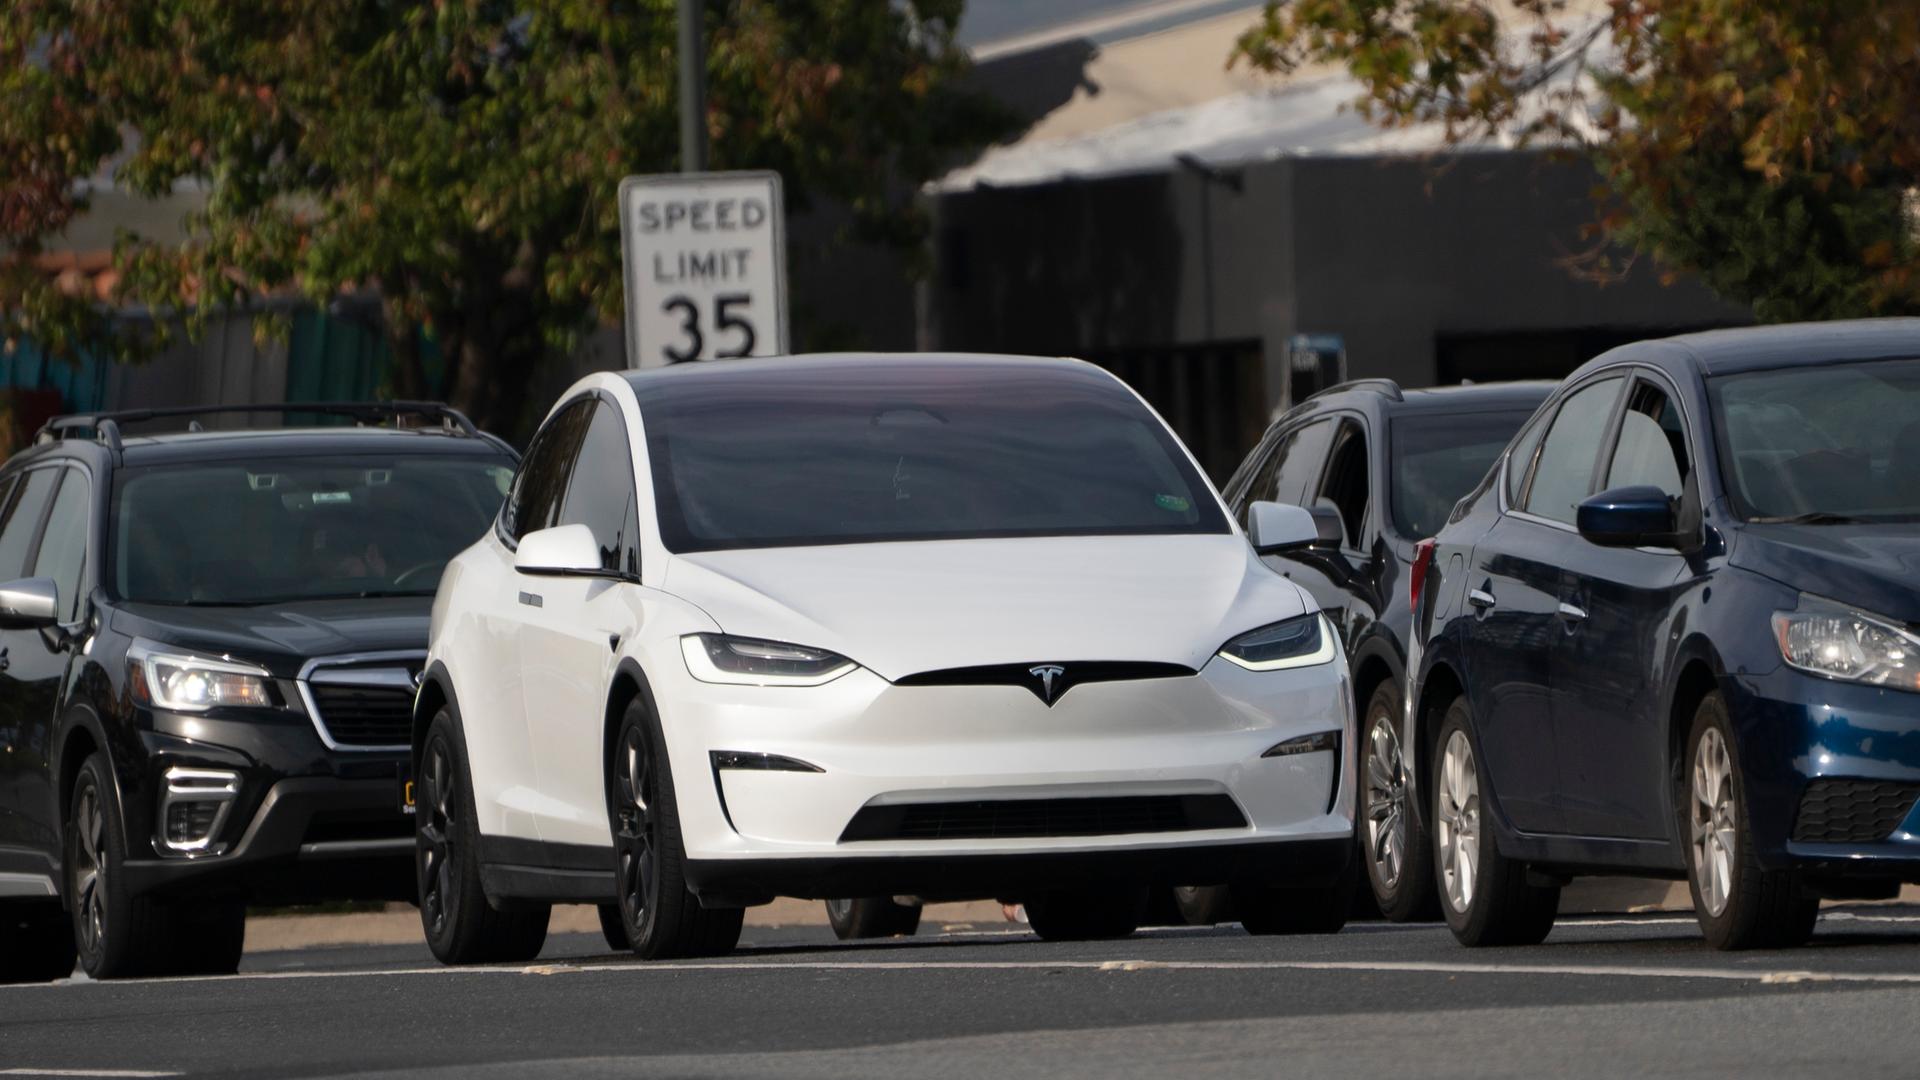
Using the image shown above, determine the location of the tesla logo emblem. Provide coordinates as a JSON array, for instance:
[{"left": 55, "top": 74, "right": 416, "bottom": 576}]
[{"left": 1029, "top": 664, "right": 1067, "bottom": 704}]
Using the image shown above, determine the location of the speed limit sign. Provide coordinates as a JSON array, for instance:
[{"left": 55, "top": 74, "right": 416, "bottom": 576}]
[{"left": 618, "top": 171, "right": 789, "bottom": 368}]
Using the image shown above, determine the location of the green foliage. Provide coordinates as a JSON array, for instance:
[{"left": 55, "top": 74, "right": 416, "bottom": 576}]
[
  {"left": 1, "top": 1, "right": 1011, "bottom": 431},
  {"left": 1233, "top": 0, "right": 1920, "bottom": 322}
]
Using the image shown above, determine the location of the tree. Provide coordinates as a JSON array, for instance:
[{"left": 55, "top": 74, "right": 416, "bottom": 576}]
[
  {"left": 1231, "top": 1, "right": 1920, "bottom": 322},
  {"left": 1, "top": 1, "right": 1010, "bottom": 433}
]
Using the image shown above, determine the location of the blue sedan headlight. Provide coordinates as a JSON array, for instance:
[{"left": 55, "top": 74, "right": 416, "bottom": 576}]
[
  {"left": 1217, "top": 613, "right": 1338, "bottom": 672},
  {"left": 1773, "top": 595, "right": 1920, "bottom": 692}
]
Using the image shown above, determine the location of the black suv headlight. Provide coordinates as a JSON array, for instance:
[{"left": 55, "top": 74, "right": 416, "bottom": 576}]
[
  {"left": 129, "top": 639, "right": 276, "bottom": 711},
  {"left": 1217, "top": 613, "right": 1337, "bottom": 672}
]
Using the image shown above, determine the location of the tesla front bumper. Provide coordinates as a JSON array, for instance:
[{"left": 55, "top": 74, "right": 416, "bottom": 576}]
[{"left": 658, "top": 654, "right": 1355, "bottom": 905}]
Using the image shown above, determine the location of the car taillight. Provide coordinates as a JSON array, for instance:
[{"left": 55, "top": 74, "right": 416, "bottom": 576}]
[{"left": 1409, "top": 538, "right": 1437, "bottom": 612}]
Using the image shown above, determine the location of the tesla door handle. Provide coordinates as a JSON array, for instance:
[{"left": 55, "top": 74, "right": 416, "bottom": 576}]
[
  {"left": 1467, "top": 588, "right": 1497, "bottom": 611},
  {"left": 1557, "top": 601, "right": 1588, "bottom": 623}
]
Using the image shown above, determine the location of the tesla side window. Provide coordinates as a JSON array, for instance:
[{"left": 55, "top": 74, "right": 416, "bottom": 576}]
[
  {"left": 637, "top": 364, "right": 1228, "bottom": 551},
  {"left": 1709, "top": 357, "right": 1920, "bottom": 521},
  {"left": 558, "top": 400, "right": 639, "bottom": 573},
  {"left": 1522, "top": 375, "right": 1625, "bottom": 524},
  {"left": 505, "top": 400, "right": 592, "bottom": 543},
  {"left": 1316, "top": 419, "right": 1369, "bottom": 548},
  {"left": 1605, "top": 379, "right": 1692, "bottom": 498},
  {"left": 31, "top": 470, "right": 90, "bottom": 622},
  {"left": 0, "top": 469, "right": 59, "bottom": 579}
]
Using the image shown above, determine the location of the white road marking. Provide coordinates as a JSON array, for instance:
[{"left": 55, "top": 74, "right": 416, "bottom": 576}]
[
  {"left": 0, "top": 1070, "right": 184, "bottom": 1078},
  {"left": 14, "top": 953, "right": 1920, "bottom": 991}
]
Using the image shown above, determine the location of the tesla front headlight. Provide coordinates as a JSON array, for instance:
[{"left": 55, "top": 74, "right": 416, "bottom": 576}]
[
  {"left": 128, "top": 640, "right": 276, "bottom": 711},
  {"left": 1217, "top": 613, "right": 1337, "bottom": 672},
  {"left": 680, "top": 634, "right": 857, "bottom": 687},
  {"left": 1773, "top": 596, "right": 1920, "bottom": 692}
]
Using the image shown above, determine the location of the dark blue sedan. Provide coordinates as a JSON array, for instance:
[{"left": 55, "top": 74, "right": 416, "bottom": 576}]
[{"left": 1404, "top": 319, "right": 1920, "bottom": 950}]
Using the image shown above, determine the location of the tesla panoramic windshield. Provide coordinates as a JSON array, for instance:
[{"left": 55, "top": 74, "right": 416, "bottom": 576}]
[
  {"left": 1710, "top": 358, "right": 1920, "bottom": 521},
  {"left": 112, "top": 455, "right": 516, "bottom": 604},
  {"left": 635, "top": 361, "right": 1229, "bottom": 552}
]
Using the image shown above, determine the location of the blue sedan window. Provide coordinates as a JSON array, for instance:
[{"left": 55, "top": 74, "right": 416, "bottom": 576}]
[{"left": 1711, "top": 358, "right": 1920, "bottom": 520}]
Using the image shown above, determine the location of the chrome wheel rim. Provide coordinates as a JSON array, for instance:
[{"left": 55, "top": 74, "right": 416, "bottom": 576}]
[
  {"left": 1364, "top": 712, "right": 1408, "bottom": 890},
  {"left": 73, "top": 785, "right": 106, "bottom": 956},
  {"left": 418, "top": 739, "right": 455, "bottom": 937},
  {"left": 1691, "top": 727, "right": 1737, "bottom": 918},
  {"left": 616, "top": 724, "right": 656, "bottom": 930},
  {"left": 1437, "top": 730, "right": 1480, "bottom": 914}
]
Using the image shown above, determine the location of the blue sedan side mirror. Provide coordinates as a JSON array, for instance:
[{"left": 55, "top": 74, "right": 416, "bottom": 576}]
[{"left": 1577, "top": 485, "right": 1682, "bottom": 548}]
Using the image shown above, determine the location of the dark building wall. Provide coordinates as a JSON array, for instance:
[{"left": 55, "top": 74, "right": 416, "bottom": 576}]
[{"left": 924, "top": 150, "right": 1749, "bottom": 415}]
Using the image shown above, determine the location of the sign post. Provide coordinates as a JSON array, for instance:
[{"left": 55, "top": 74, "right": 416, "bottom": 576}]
[{"left": 618, "top": 171, "right": 788, "bottom": 368}]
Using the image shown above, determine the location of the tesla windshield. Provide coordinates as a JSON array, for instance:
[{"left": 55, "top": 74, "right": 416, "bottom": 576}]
[
  {"left": 1389, "top": 410, "right": 1536, "bottom": 538},
  {"left": 1710, "top": 358, "right": 1920, "bottom": 521},
  {"left": 112, "top": 455, "right": 516, "bottom": 604},
  {"left": 635, "top": 361, "right": 1229, "bottom": 552}
]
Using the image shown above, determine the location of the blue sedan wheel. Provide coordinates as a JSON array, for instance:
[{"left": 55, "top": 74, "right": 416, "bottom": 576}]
[{"left": 1683, "top": 694, "right": 1819, "bottom": 950}]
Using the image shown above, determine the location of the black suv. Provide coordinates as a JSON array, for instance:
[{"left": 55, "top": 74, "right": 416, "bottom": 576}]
[
  {"left": 0, "top": 403, "right": 516, "bottom": 980},
  {"left": 1206, "top": 378, "right": 1553, "bottom": 921}
]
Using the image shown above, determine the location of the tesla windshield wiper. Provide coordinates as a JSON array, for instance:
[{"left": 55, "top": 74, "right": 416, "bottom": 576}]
[{"left": 1750, "top": 511, "right": 1868, "bottom": 525}]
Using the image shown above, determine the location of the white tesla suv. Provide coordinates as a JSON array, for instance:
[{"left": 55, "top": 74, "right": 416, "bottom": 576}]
[{"left": 411, "top": 354, "right": 1354, "bottom": 962}]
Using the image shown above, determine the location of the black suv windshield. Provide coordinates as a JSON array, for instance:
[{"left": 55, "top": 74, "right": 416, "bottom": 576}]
[
  {"left": 1710, "top": 358, "right": 1920, "bottom": 521},
  {"left": 636, "top": 361, "right": 1228, "bottom": 552},
  {"left": 1390, "top": 410, "right": 1535, "bottom": 538},
  {"left": 112, "top": 454, "right": 516, "bottom": 604}
]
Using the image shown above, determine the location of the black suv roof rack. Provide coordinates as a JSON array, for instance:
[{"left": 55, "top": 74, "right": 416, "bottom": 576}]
[
  {"left": 33, "top": 401, "right": 483, "bottom": 454},
  {"left": 1305, "top": 378, "right": 1403, "bottom": 403}
]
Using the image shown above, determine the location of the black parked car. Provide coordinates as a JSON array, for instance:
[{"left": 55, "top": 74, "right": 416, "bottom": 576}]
[
  {"left": 1192, "top": 377, "right": 1552, "bottom": 923},
  {"left": 0, "top": 403, "right": 515, "bottom": 980}
]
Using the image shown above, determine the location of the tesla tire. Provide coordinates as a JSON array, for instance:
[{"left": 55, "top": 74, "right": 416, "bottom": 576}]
[
  {"left": 1685, "top": 693, "right": 1818, "bottom": 950},
  {"left": 1433, "top": 699, "right": 1559, "bottom": 947},
  {"left": 1362, "top": 682, "right": 1439, "bottom": 922},
  {"left": 608, "top": 699, "right": 743, "bottom": 960},
  {"left": 825, "top": 897, "right": 923, "bottom": 940},
  {"left": 417, "top": 711, "right": 551, "bottom": 965}
]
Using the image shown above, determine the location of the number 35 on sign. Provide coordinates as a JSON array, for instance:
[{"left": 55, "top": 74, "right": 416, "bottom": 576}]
[{"left": 618, "top": 171, "right": 789, "bottom": 368}]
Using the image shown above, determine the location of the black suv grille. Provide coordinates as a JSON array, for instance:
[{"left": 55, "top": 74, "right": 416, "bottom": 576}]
[
  {"left": 838, "top": 794, "right": 1247, "bottom": 842},
  {"left": 1792, "top": 779, "right": 1920, "bottom": 844},
  {"left": 304, "top": 657, "right": 423, "bottom": 749}
]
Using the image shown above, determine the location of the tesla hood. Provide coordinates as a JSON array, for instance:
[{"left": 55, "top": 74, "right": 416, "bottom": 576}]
[{"left": 662, "top": 533, "right": 1313, "bottom": 681}]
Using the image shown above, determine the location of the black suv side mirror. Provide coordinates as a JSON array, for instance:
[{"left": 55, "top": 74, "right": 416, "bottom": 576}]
[
  {"left": 1306, "top": 502, "right": 1346, "bottom": 549},
  {"left": 0, "top": 577, "right": 60, "bottom": 630},
  {"left": 1577, "top": 485, "right": 1688, "bottom": 549}
]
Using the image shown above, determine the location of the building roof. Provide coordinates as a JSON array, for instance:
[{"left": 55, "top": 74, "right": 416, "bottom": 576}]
[{"left": 943, "top": 1, "right": 1611, "bottom": 192}]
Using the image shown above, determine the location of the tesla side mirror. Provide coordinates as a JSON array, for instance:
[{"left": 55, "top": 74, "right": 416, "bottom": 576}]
[
  {"left": 1247, "top": 501, "right": 1319, "bottom": 555},
  {"left": 514, "top": 524, "right": 604, "bottom": 576},
  {"left": 0, "top": 577, "right": 59, "bottom": 629},
  {"left": 1577, "top": 485, "right": 1682, "bottom": 548}
]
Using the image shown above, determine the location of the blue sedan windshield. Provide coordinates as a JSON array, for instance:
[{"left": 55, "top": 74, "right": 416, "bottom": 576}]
[{"left": 1710, "top": 358, "right": 1920, "bottom": 521}]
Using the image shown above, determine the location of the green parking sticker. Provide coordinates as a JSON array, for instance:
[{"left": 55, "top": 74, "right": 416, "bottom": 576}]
[{"left": 1155, "top": 494, "right": 1191, "bottom": 512}]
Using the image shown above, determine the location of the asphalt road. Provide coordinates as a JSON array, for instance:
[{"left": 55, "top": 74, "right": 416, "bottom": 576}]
[{"left": 6, "top": 905, "right": 1920, "bottom": 1079}]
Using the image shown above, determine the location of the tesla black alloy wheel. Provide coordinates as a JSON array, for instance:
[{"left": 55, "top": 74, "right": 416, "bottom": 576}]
[
  {"left": 417, "top": 711, "right": 550, "bottom": 964},
  {"left": 608, "top": 699, "right": 742, "bottom": 959}
]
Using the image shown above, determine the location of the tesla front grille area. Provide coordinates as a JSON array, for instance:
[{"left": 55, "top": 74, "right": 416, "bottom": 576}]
[{"left": 837, "top": 794, "right": 1249, "bottom": 842}]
